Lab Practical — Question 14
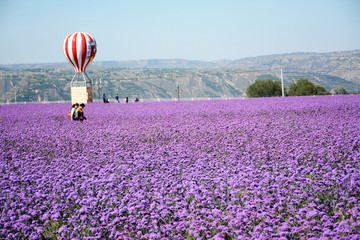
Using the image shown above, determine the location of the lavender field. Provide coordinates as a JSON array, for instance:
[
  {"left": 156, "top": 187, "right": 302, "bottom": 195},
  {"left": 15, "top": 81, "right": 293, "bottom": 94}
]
[{"left": 1, "top": 96, "right": 360, "bottom": 239}]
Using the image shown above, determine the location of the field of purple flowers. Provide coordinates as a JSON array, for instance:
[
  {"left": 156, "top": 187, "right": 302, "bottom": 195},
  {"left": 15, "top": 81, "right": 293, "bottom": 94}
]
[{"left": 1, "top": 95, "right": 360, "bottom": 239}]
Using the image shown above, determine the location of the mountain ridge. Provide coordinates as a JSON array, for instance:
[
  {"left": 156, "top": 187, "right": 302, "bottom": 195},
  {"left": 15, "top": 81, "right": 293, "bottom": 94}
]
[
  {"left": 1, "top": 50, "right": 359, "bottom": 103},
  {"left": 1, "top": 49, "right": 359, "bottom": 70}
]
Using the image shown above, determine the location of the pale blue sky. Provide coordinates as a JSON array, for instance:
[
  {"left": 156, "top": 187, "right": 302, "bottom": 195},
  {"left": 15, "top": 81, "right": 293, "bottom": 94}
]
[{"left": 0, "top": 0, "right": 359, "bottom": 64}]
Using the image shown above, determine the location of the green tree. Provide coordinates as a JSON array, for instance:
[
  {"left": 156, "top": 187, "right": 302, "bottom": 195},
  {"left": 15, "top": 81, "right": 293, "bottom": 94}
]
[
  {"left": 288, "top": 79, "right": 330, "bottom": 96},
  {"left": 334, "top": 88, "right": 348, "bottom": 95},
  {"left": 245, "top": 79, "right": 283, "bottom": 98},
  {"left": 315, "top": 85, "right": 330, "bottom": 95}
]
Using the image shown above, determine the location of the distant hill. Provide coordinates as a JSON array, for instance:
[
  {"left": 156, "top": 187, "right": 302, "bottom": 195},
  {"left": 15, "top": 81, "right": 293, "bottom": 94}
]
[{"left": 1, "top": 50, "right": 359, "bottom": 103}]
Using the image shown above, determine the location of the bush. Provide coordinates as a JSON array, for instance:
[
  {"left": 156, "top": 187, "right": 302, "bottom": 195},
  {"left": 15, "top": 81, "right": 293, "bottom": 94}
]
[
  {"left": 288, "top": 79, "right": 330, "bottom": 96},
  {"left": 245, "top": 79, "right": 283, "bottom": 98},
  {"left": 334, "top": 88, "right": 348, "bottom": 95}
]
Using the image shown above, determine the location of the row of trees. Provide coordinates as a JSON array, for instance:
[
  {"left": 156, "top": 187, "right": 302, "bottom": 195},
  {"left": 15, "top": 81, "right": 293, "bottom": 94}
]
[{"left": 246, "top": 78, "right": 348, "bottom": 98}]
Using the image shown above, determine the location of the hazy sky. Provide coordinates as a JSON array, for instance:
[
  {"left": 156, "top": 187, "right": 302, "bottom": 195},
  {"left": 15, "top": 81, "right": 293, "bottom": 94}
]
[{"left": 0, "top": 0, "right": 359, "bottom": 64}]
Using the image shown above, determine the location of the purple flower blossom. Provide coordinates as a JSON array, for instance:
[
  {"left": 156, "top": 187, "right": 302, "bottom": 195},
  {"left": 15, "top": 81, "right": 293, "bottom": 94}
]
[
  {"left": 0, "top": 95, "right": 360, "bottom": 239},
  {"left": 306, "top": 210, "right": 318, "bottom": 219}
]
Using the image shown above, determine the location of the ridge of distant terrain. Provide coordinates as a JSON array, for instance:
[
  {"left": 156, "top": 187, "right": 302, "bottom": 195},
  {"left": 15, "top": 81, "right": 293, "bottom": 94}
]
[{"left": 1, "top": 50, "right": 359, "bottom": 102}]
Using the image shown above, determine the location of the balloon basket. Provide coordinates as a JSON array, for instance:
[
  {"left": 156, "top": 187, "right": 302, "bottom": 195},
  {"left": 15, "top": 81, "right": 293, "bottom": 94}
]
[
  {"left": 71, "top": 86, "right": 92, "bottom": 105},
  {"left": 70, "top": 72, "right": 93, "bottom": 104}
]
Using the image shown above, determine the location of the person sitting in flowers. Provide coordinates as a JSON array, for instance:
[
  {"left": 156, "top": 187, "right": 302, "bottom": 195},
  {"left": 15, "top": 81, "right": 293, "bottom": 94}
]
[
  {"left": 77, "top": 103, "right": 87, "bottom": 121},
  {"left": 70, "top": 103, "right": 79, "bottom": 121}
]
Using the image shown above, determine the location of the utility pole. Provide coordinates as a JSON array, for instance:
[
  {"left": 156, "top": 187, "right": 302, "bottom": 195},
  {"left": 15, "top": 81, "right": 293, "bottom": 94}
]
[
  {"left": 97, "top": 78, "right": 102, "bottom": 100},
  {"left": 175, "top": 85, "right": 182, "bottom": 101},
  {"left": 281, "top": 69, "right": 285, "bottom": 97},
  {"left": 177, "top": 85, "right": 180, "bottom": 101}
]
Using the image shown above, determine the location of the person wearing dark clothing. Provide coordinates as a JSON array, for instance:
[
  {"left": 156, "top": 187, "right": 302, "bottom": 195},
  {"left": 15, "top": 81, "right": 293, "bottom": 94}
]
[
  {"left": 116, "top": 94, "right": 119, "bottom": 103},
  {"left": 77, "top": 103, "right": 87, "bottom": 121},
  {"left": 125, "top": 97, "right": 129, "bottom": 103},
  {"left": 103, "top": 94, "right": 109, "bottom": 103}
]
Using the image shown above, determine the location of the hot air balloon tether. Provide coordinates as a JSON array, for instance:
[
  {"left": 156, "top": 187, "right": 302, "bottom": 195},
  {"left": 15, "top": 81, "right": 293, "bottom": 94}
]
[{"left": 63, "top": 32, "right": 97, "bottom": 104}]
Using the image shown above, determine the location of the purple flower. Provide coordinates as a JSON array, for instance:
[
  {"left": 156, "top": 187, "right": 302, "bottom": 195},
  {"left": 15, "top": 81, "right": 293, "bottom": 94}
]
[
  {"left": 306, "top": 210, "right": 318, "bottom": 219},
  {"left": 58, "top": 225, "right": 68, "bottom": 233},
  {"left": 0, "top": 95, "right": 359, "bottom": 239},
  {"left": 19, "top": 214, "right": 32, "bottom": 222}
]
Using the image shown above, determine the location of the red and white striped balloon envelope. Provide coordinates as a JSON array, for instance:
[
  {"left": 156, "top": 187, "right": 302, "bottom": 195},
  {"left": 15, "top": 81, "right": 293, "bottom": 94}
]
[{"left": 63, "top": 32, "right": 97, "bottom": 73}]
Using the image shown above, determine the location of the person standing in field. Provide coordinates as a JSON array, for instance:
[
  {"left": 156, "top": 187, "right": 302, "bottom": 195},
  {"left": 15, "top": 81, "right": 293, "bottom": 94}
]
[
  {"left": 116, "top": 94, "right": 119, "bottom": 103},
  {"left": 103, "top": 93, "right": 109, "bottom": 103},
  {"left": 125, "top": 97, "right": 129, "bottom": 103}
]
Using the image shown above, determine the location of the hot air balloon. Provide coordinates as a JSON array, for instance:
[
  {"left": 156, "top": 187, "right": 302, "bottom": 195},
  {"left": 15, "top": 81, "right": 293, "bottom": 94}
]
[{"left": 63, "top": 32, "right": 97, "bottom": 104}]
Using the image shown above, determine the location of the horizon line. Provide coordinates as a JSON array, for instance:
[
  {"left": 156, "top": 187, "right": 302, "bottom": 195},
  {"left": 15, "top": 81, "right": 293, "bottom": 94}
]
[{"left": 1, "top": 49, "right": 359, "bottom": 66}]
